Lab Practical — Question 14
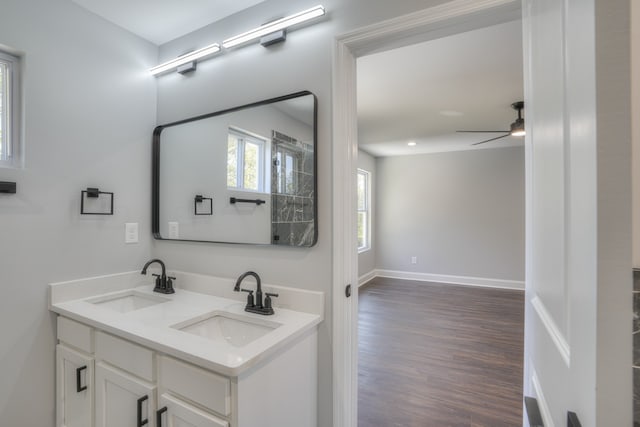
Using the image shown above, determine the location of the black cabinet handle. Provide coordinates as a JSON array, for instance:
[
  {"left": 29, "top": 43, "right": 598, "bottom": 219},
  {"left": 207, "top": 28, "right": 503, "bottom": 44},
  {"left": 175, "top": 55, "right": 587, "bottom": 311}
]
[
  {"left": 76, "top": 366, "right": 87, "bottom": 392},
  {"left": 137, "top": 395, "right": 149, "bottom": 426},
  {"left": 156, "top": 406, "right": 167, "bottom": 427}
]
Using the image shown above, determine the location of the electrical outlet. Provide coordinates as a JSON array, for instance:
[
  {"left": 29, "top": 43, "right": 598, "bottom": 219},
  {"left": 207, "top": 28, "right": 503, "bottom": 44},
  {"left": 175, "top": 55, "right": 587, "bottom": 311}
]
[
  {"left": 125, "top": 223, "right": 139, "bottom": 244},
  {"left": 168, "top": 222, "right": 179, "bottom": 239},
  {"left": 411, "top": 256, "right": 417, "bottom": 264}
]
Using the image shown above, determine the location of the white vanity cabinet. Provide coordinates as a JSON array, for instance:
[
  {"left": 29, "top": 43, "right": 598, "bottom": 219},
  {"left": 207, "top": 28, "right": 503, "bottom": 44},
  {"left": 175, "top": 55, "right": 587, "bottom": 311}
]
[
  {"left": 94, "top": 331, "right": 157, "bottom": 427},
  {"left": 55, "top": 315, "right": 318, "bottom": 427},
  {"left": 56, "top": 345, "right": 94, "bottom": 427},
  {"left": 94, "top": 362, "right": 156, "bottom": 427},
  {"left": 158, "top": 393, "right": 228, "bottom": 427},
  {"left": 56, "top": 317, "right": 94, "bottom": 427}
]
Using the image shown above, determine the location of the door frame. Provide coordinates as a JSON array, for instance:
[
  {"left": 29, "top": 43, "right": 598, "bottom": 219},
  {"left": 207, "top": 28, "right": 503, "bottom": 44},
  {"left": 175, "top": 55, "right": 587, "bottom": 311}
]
[{"left": 331, "top": 1, "right": 523, "bottom": 425}]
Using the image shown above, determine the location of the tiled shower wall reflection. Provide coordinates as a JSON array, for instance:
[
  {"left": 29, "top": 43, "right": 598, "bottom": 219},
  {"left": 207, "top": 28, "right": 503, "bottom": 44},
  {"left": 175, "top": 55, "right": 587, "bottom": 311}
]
[
  {"left": 634, "top": 269, "right": 640, "bottom": 426},
  {"left": 271, "top": 130, "right": 315, "bottom": 246}
]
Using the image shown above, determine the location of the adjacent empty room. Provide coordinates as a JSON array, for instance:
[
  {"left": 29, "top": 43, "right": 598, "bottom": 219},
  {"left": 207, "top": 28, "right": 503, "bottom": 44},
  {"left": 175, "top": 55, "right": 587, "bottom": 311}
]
[{"left": 355, "top": 19, "right": 526, "bottom": 426}]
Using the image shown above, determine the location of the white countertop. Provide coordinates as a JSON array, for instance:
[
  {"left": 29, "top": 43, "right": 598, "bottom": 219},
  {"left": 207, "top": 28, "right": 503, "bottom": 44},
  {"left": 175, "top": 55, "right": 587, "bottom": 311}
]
[{"left": 49, "top": 272, "right": 323, "bottom": 377}]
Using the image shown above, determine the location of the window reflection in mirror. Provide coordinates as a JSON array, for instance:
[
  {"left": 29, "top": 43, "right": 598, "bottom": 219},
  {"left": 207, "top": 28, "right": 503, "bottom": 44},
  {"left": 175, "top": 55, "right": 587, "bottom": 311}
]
[{"left": 227, "top": 128, "right": 267, "bottom": 193}]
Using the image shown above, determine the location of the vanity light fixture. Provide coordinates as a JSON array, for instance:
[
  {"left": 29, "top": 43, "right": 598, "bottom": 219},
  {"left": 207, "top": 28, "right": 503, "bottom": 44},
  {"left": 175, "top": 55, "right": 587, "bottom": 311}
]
[
  {"left": 222, "top": 5, "right": 326, "bottom": 49},
  {"left": 149, "top": 43, "right": 221, "bottom": 76}
]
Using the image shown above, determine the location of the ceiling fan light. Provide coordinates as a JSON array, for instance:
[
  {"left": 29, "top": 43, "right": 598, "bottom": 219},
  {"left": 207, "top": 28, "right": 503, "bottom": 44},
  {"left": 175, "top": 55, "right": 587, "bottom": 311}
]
[{"left": 510, "top": 118, "right": 525, "bottom": 137}]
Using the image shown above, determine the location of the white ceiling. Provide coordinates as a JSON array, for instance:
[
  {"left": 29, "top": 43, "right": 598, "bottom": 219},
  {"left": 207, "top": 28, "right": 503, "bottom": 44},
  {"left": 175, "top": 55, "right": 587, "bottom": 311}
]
[
  {"left": 357, "top": 20, "right": 524, "bottom": 157},
  {"left": 71, "top": 0, "right": 267, "bottom": 45}
]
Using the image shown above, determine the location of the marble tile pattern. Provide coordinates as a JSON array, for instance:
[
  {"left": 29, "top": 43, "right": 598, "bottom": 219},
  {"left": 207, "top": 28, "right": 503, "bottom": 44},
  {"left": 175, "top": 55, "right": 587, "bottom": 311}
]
[
  {"left": 634, "top": 269, "right": 640, "bottom": 425},
  {"left": 271, "top": 131, "right": 315, "bottom": 246}
]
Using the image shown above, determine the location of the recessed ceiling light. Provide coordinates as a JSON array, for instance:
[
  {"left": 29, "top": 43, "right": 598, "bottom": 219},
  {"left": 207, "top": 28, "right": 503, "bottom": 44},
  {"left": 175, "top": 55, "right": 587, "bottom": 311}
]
[
  {"left": 439, "top": 110, "right": 464, "bottom": 117},
  {"left": 408, "top": 141, "right": 417, "bottom": 147}
]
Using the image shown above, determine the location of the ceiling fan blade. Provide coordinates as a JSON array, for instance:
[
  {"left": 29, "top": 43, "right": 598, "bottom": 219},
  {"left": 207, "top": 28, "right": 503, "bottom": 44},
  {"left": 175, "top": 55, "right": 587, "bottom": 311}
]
[
  {"left": 471, "top": 133, "right": 511, "bottom": 146},
  {"left": 456, "top": 130, "right": 510, "bottom": 133}
]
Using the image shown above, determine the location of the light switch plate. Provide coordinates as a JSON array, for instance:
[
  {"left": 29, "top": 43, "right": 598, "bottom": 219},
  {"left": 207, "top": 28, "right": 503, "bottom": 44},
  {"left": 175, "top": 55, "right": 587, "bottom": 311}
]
[{"left": 125, "top": 223, "right": 139, "bottom": 244}]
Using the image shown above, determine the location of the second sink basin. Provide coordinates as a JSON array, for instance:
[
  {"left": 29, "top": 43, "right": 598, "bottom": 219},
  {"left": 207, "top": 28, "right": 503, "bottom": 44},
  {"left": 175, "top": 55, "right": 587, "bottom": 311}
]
[{"left": 173, "top": 312, "right": 280, "bottom": 348}]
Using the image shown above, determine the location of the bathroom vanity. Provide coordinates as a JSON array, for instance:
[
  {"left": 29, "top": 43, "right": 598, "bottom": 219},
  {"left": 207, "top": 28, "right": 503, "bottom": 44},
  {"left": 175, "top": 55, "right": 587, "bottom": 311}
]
[{"left": 49, "top": 271, "right": 323, "bottom": 427}]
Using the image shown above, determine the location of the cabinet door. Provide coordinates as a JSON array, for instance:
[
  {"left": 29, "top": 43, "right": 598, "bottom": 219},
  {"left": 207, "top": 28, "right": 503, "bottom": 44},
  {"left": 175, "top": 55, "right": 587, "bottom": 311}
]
[
  {"left": 157, "top": 393, "right": 228, "bottom": 427},
  {"left": 56, "top": 344, "right": 94, "bottom": 427},
  {"left": 95, "top": 362, "right": 156, "bottom": 427}
]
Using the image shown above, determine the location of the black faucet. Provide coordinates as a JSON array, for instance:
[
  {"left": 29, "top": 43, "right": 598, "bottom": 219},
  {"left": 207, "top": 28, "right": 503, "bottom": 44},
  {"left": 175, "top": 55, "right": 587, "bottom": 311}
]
[
  {"left": 141, "top": 259, "right": 175, "bottom": 294},
  {"left": 234, "top": 271, "right": 278, "bottom": 315}
]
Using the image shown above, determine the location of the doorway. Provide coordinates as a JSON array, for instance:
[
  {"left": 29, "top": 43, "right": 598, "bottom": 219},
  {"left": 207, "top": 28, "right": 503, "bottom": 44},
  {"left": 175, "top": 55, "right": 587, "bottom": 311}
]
[
  {"left": 354, "top": 19, "right": 525, "bottom": 425},
  {"left": 331, "top": 1, "right": 526, "bottom": 425}
]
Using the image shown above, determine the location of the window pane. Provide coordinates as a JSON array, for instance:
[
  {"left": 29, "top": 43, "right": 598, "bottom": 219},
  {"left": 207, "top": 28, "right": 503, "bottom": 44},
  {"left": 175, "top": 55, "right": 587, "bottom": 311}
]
[
  {"left": 243, "top": 141, "right": 259, "bottom": 191},
  {"left": 357, "top": 172, "right": 366, "bottom": 210},
  {"left": 227, "top": 135, "right": 238, "bottom": 188},
  {"left": 358, "top": 211, "right": 366, "bottom": 249}
]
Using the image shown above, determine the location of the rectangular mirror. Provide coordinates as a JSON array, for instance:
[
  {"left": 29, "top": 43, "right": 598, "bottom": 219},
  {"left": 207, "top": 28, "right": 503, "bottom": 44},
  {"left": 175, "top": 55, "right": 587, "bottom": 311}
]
[{"left": 152, "top": 91, "right": 317, "bottom": 246}]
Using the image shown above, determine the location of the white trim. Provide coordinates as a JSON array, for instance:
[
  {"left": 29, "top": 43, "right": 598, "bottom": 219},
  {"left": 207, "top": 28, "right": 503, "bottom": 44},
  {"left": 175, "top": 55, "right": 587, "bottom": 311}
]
[
  {"left": 332, "top": 1, "right": 521, "bottom": 425},
  {"left": 336, "top": 0, "right": 520, "bottom": 56},
  {"left": 531, "top": 367, "right": 555, "bottom": 427},
  {"left": 332, "top": 31, "right": 359, "bottom": 427},
  {"left": 357, "top": 271, "right": 377, "bottom": 287},
  {"left": 370, "top": 269, "right": 524, "bottom": 290},
  {"left": 531, "top": 296, "right": 571, "bottom": 366}
]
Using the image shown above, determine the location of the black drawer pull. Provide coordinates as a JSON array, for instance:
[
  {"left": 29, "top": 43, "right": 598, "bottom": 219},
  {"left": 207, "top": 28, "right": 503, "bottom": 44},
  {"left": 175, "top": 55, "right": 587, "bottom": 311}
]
[
  {"left": 76, "top": 366, "right": 87, "bottom": 393},
  {"left": 156, "top": 406, "right": 167, "bottom": 427},
  {"left": 137, "top": 395, "right": 149, "bottom": 426}
]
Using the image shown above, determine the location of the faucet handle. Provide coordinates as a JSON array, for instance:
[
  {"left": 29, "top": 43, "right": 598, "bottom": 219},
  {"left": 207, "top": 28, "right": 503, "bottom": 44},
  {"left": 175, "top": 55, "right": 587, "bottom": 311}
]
[
  {"left": 264, "top": 293, "right": 279, "bottom": 311},
  {"left": 240, "top": 289, "right": 255, "bottom": 308}
]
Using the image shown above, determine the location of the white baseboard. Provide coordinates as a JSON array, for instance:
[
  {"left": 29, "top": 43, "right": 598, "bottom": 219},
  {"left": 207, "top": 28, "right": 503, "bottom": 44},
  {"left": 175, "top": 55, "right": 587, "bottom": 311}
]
[
  {"left": 358, "top": 270, "right": 377, "bottom": 287},
  {"left": 372, "top": 269, "right": 525, "bottom": 290}
]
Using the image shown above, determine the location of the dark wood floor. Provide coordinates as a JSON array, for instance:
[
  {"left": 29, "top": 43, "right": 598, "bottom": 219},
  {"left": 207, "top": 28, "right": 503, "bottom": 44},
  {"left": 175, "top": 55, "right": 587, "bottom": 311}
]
[{"left": 358, "top": 277, "right": 524, "bottom": 427}]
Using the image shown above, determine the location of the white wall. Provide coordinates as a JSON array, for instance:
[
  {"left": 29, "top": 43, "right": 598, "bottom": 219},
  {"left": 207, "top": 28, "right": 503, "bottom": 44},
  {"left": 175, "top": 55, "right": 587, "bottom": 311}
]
[
  {"left": 357, "top": 150, "right": 376, "bottom": 280},
  {"left": 153, "top": 1, "right": 453, "bottom": 425},
  {"left": 0, "top": 0, "right": 157, "bottom": 425},
  {"left": 374, "top": 147, "right": 525, "bottom": 282}
]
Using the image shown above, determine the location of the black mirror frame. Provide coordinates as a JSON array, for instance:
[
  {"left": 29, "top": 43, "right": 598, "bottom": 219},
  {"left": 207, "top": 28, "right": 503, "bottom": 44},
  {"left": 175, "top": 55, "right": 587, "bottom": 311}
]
[{"left": 151, "top": 90, "right": 318, "bottom": 247}]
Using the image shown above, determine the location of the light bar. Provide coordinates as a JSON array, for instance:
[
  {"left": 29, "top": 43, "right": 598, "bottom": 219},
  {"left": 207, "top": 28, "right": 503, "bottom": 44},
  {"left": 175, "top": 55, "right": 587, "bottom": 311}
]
[
  {"left": 222, "top": 5, "right": 325, "bottom": 49},
  {"left": 149, "top": 43, "right": 221, "bottom": 76}
]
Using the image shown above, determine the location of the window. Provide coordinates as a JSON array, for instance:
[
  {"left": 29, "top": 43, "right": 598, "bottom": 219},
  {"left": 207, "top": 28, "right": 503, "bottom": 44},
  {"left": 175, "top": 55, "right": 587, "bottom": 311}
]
[
  {"left": 0, "top": 50, "right": 20, "bottom": 167},
  {"left": 357, "top": 169, "right": 371, "bottom": 252},
  {"left": 227, "top": 128, "right": 266, "bottom": 192}
]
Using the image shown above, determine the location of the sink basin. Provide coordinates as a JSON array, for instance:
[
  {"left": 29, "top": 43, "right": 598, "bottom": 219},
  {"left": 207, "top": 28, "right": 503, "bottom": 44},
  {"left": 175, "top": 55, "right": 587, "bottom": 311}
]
[
  {"left": 87, "top": 290, "right": 169, "bottom": 313},
  {"left": 173, "top": 312, "right": 280, "bottom": 348}
]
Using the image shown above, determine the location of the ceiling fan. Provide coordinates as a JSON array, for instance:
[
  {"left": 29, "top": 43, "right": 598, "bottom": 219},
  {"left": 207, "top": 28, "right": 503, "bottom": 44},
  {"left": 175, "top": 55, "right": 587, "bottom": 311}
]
[{"left": 457, "top": 101, "right": 525, "bottom": 145}]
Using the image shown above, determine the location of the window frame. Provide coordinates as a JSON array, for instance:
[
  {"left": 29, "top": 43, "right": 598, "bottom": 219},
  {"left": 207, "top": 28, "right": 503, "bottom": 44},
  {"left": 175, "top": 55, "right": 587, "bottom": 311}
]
[
  {"left": 227, "top": 127, "right": 268, "bottom": 193},
  {"left": 357, "top": 168, "right": 371, "bottom": 253},
  {"left": 0, "top": 49, "right": 21, "bottom": 168}
]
